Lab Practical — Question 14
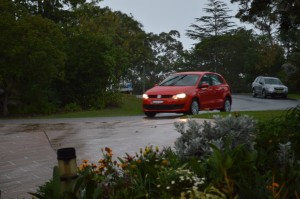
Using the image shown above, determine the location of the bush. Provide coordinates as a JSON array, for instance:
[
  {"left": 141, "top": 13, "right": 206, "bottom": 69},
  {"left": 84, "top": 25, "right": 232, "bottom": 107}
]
[
  {"left": 174, "top": 114, "right": 256, "bottom": 159},
  {"left": 89, "top": 92, "right": 124, "bottom": 110},
  {"left": 64, "top": 102, "right": 82, "bottom": 112}
]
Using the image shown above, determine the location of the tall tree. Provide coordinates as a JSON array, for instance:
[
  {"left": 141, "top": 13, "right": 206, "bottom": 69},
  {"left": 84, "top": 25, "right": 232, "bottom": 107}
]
[
  {"left": 58, "top": 3, "right": 148, "bottom": 107},
  {"left": 0, "top": 0, "right": 65, "bottom": 115},
  {"left": 231, "top": 0, "right": 300, "bottom": 55},
  {"left": 190, "top": 28, "right": 284, "bottom": 92},
  {"left": 186, "top": 0, "right": 235, "bottom": 41}
]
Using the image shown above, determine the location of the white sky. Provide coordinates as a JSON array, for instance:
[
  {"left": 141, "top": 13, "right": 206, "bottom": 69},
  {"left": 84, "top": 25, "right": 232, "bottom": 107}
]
[{"left": 100, "top": 0, "right": 247, "bottom": 50}]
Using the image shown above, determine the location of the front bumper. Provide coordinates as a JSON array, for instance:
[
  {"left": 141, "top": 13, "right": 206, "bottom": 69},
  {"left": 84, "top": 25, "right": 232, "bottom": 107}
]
[{"left": 142, "top": 98, "right": 190, "bottom": 113}]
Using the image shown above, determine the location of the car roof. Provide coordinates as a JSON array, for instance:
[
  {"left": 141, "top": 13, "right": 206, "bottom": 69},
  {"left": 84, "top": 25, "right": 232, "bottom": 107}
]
[
  {"left": 173, "top": 71, "right": 218, "bottom": 75},
  {"left": 261, "top": 76, "right": 280, "bottom": 79}
]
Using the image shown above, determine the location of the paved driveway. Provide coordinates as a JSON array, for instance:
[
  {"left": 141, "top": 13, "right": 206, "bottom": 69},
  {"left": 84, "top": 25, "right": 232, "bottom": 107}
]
[{"left": 0, "top": 116, "right": 194, "bottom": 199}]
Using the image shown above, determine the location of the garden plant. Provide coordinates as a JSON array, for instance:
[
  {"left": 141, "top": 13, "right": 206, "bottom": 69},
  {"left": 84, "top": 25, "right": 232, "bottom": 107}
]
[{"left": 31, "top": 105, "right": 300, "bottom": 199}]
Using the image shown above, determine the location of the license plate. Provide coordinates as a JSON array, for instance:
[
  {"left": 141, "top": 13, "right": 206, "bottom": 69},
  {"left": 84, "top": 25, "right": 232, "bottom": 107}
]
[
  {"left": 276, "top": 90, "right": 282, "bottom": 93},
  {"left": 152, "top": 100, "right": 163, "bottom": 104}
]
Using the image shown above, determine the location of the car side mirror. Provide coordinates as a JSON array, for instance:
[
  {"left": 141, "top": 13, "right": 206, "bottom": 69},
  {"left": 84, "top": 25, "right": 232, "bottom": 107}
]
[
  {"left": 200, "top": 83, "right": 209, "bottom": 88},
  {"left": 259, "top": 82, "right": 263, "bottom": 85}
]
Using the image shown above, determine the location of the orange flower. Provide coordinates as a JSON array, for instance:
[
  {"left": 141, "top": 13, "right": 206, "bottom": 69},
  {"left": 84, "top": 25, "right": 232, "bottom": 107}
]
[
  {"left": 79, "top": 163, "right": 88, "bottom": 170},
  {"left": 272, "top": 182, "right": 280, "bottom": 188},
  {"left": 98, "top": 165, "right": 105, "bottom": 171},
  {"left": 82, "top": 159, "right": 88, "bottom": 164},
  {"left": 105, "top": 147, "right": 112, "bottom": 154},
  {"left": 119, "top": 163, "right": 128, "bottom": 169},
  {"left": 162, "top": 159, "right": 169, "bottom": 166},
  {"left": 130, "top": 164, "right": 137, "bottom": 169}
]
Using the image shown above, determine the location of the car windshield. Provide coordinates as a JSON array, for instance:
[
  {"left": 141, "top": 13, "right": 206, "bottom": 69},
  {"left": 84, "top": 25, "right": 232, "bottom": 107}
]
[
  {"left": 159, "top": 74, "right": 199, "bottom": 86},
  {"left": 265, "top": 78, "right": 283, "bottom": 85}
]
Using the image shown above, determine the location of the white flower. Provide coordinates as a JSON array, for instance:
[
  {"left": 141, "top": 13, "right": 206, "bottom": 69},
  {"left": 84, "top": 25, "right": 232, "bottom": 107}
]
[
  {"left": 171, "top": 180, "right": 175, "bottom": 184},
  {"left": 166, "top": 186, "right": 170, "bottom": 190}
]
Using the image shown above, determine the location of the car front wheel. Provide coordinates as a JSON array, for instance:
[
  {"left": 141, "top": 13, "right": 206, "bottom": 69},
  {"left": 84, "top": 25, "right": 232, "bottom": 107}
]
[
  {"left": 144, "top": 112, "right": 156, "bottom": 118},
  {"left": 252, "top": 88, "right": 257, "bottom": 97},
  {"left": 262, "top": 90, "right": 267, "bottom": 98},
  {"left": 189, "top": 99, "right": 199, "bottom": 115},
  {"left": 221, "top": 98, "right": 231, "bottom": 112}
]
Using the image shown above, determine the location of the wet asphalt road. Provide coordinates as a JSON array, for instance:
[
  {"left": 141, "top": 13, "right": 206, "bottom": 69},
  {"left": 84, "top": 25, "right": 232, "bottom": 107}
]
[{"left": 0, "top": 94, "right": 299, "bottom": 198}]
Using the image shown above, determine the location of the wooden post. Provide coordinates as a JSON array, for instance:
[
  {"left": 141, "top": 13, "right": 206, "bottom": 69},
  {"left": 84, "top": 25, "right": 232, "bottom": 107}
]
[{"left": 57, "top": 148, "right": 78, "bottom": 197}]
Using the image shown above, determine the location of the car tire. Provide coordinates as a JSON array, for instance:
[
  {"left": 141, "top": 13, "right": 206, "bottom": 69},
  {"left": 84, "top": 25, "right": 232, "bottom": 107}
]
[
  {"left": 189, "top": 99, "right": 199, "bottom": 115},
  {"left": 252, "top": 88, "right": 257, "bottom": 97},
  {"left": 144, "top": 112, "right": 156, "bottom": 118},
  {"left": 262, "top": 90, "right": 267, "bottom": 98},
  {"left": 221, "top": 98, "right": 231, "bottom": 112}
]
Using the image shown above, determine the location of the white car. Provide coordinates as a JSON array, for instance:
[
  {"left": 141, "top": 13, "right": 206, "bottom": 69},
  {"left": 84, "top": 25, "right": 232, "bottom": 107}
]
[{"left": 252, "top": 76, "right": 288, "bottom": 98}]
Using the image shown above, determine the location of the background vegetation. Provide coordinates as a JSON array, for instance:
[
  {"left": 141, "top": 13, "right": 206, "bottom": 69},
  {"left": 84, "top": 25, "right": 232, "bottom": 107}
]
[{"left": 0, "top": 0, "right": 299, "bottom": 116}]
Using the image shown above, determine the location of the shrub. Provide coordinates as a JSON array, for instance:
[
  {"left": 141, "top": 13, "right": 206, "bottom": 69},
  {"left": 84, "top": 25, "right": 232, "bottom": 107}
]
[
  {"left": 255, "top": 105, "right": 300, "bottom": 198},
  {"left": 64, "top": 102, "right": 82, "bottom": 112},
  {"left": 174, "top": 114, "right": 256, "bottom": 159},
  {"left": 89, "top": 92, "right": 124, "bottom": 110}
]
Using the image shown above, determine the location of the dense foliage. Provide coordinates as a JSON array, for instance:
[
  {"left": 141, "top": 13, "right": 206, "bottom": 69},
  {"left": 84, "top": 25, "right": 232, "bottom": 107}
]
[
  {"left": 0, "top": 0, "right": 299, "bottom": 116},
  {"left": 31, "top": 105, "right": 300, "bottom": 198}
]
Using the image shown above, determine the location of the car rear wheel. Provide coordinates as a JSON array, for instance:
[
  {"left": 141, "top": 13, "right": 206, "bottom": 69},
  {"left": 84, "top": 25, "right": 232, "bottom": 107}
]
[
  {"left": 221, "top": 98, "right": 231, "bottom": 112},
  {"left": 144, "top": 112, "right": 156, "bottom": 118},
  {"left": 252, "top": 88, "right": 257, "bottom": 97},
  {"left": 189, "top": 99, "right": 199, "bottom": 115}
]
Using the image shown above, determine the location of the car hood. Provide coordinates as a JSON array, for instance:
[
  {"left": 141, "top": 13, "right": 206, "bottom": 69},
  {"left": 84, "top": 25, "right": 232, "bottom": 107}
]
[
  {"left": 145, "top": 86, "right": 194, "bottom": 95},
  {"left": 266, "top": 84, "right": 288, "bottom": 89}
]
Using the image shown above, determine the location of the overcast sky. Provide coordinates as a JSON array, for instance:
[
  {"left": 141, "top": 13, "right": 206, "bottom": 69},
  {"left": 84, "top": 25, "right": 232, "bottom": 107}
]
[{"left": 100, "top": 0, "right": 247, "bottom": 50}]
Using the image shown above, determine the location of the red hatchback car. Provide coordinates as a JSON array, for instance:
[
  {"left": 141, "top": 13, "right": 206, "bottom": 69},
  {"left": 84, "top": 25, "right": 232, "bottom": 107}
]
[{"left": 142, "top": 71, "right": 232, "bottom": 117}]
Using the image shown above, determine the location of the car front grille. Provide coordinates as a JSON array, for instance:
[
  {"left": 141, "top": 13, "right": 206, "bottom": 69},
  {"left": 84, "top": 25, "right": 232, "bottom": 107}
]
[
  {"left": 274, "top": 87, "right": 284, "bottom": 91},
  {"left": 143, "top": 104, "right": 184, "bottom": 110},
  {"left": 148, "top": 95, "right": 173, "bottom": 98}
]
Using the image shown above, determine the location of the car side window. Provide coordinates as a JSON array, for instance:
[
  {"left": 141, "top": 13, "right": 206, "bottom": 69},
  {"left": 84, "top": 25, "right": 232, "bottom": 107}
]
[
  {"left": 211, "top": 74, "right": 223, "bottom": 86},
  {"left": 199, "top": 75, "right": 211, "bottom": 86}
]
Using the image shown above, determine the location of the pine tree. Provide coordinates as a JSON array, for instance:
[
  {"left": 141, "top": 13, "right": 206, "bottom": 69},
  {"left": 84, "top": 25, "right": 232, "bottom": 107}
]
[{"left": 186, "top": 0, "right": 235, "bottom": 41}]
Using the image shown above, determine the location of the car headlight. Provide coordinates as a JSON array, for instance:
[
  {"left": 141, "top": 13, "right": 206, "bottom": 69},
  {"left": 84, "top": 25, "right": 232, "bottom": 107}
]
[
  {"left": 142, "top": 94, "right": 149, "bottom": 99},
  {"left": 172, "top": 93, "right": 186, "bottom": 99},
  {"left": 266, "top": 87, "right": 274, "bottom": 92}
]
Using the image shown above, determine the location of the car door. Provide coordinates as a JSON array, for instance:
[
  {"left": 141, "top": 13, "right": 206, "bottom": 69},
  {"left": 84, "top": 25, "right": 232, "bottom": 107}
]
[
  {"left": 257, "top": 77, "right": 264, "bottom": 94},
  {"left": 197, "top": 74, "right": 214, "bottom": 109},
  {"left": 209, "top": 74, "right": 225, "bottom": 108}
]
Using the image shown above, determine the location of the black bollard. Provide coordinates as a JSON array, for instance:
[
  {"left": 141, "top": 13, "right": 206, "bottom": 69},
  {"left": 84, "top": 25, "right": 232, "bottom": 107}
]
[{"left": 57, "top": 147, "right": 78, "bottom": 196}]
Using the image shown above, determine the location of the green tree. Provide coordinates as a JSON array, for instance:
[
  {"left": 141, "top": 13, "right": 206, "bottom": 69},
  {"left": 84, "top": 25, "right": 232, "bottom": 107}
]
[
  {"left": 231, "top": 0, "right": 300, "bottom": 55},
  {"left": 58, "top": 3, "right": 147, "bottom": 107},
  {"left": 0, "top": 0, "right": 65, "bottom": 115},
  {"left": 186, "top": 0, "right": 235, "bottom": 73},
  {"left": 190, "top": 28, "right": 284, "bottom": 92},
  {"left": 186, "top": 0, "right": 235, "bottom": 41},
  {"left": 145, "top": 31, "right": 184, "bottom": 88}
]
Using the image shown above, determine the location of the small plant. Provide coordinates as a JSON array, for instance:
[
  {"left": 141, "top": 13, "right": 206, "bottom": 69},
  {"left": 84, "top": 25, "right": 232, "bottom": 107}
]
[{"left": 174, "top": 114, "right": 256, "bottom": 159}]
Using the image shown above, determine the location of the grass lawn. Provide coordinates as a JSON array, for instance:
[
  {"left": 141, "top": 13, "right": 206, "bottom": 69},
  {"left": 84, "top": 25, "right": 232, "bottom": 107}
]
[{"left": 37, "top": 94, "right": 144, "bottom": 119}]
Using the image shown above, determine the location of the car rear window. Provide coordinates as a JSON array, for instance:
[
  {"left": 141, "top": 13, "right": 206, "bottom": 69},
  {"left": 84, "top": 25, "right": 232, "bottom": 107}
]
[{"left": 159, "top": 74, "right": 199, "bottom": 86}]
